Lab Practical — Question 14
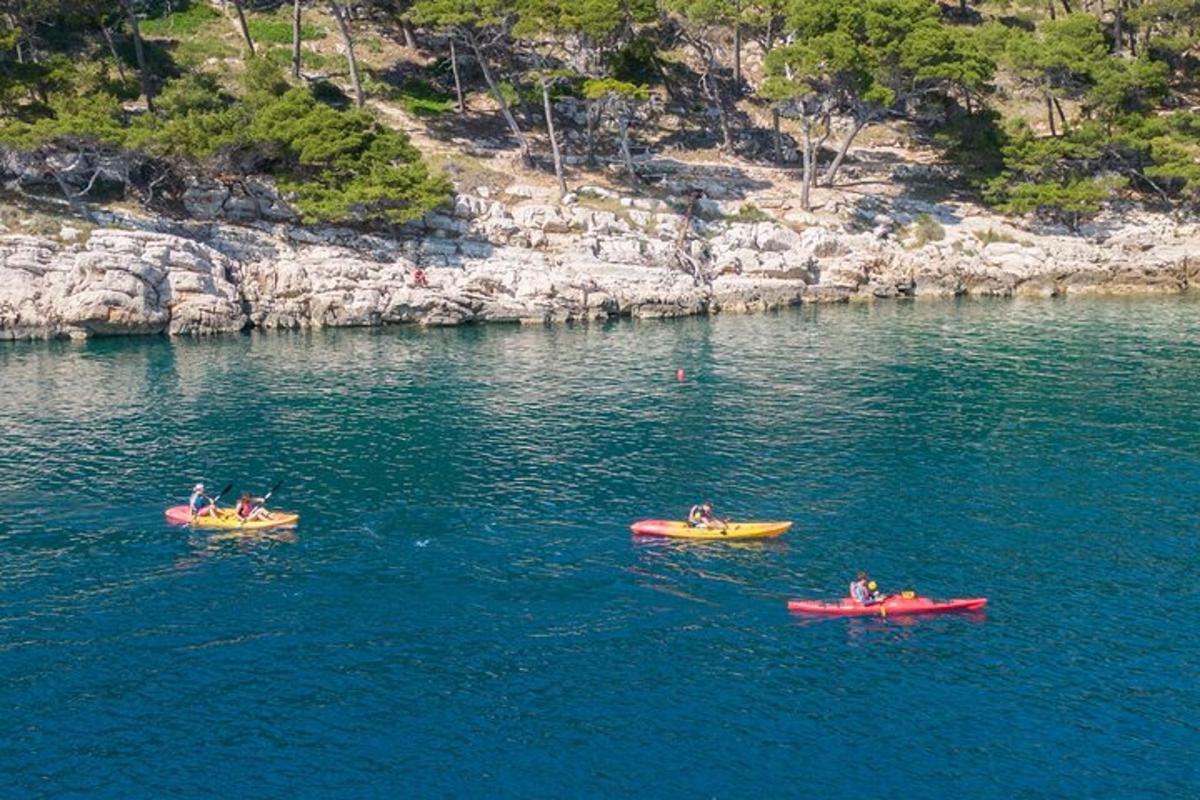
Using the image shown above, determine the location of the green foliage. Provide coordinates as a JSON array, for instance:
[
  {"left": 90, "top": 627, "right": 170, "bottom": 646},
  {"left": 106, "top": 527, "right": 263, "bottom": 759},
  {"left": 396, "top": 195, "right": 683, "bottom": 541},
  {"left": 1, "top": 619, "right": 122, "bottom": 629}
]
[
  {"left": 1085, "top": 57, "right": 1169, "bottom": 119},
  {"left": 1002, "top": 14, "right": 1108, "bottom": 100},
  {"left": 312, "top": 80, "right": 352, "bottom": 106},
  {"left": 408, "top": 0, "right": 515, "bottom": 29},
  {"left": 0, "top": 46, "right": 450, "bottom": 227},
  {"left": 140, "top": 3, "right": 221, "bottom": 37},
  {"left": 247, "top": 88, "right": 452, "bottom": 224},
  {"left": 242, "top": 56, "right": 292, "bottom": 107},
  {"left": 933, "top": 109, "right": 1007, "bottom": 185},
  {"left": 608, "top": 35, "right": 664, "bottom": 86},
  {"left": 0, "top": 0, "right": 1195, "bottom": 228},
  {"left": 0, "top": 91, "right": 128, "bottom": 149},
  {"left": 1126, "top": 112, "right": 1200, "bottom": 201},
  {"left": 155, "top": 72, "right": 228, "bottom": 117},
  {"left": 726, "top": 203, "right": 772, "bottom": 223},
  {"left": 377, "top": 77, "right": 458, "bottom": 115},
  {"left": 981, "top": 119, "right": 1132, "bottom": 223},
  {"left": 997, "top": 175, "right": 1127, "bottom": 220},
  {"left": 772, "top": 0, "right": 995, "bottom": 124},
  {"left": 265, "top": 46, "right": 335, "bottom": 70},
  {"left": 582, "top": 78, "right": 649, "bottom": 101},
  {"left": 246, "top": 13, "right": 326, "bottom": 45}
]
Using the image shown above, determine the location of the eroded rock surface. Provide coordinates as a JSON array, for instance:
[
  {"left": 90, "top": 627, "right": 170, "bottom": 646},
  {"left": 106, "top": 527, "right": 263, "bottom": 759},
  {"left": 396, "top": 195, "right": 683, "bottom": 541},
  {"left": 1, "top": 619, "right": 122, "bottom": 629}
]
[{"left": 2, "top": 194, "right": 1196, "bottom": 340}]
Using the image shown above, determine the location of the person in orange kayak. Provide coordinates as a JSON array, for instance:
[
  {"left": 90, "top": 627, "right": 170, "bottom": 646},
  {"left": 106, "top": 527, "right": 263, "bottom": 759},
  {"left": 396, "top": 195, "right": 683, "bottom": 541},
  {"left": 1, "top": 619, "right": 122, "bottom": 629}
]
[
  {"left": 189, "top": 483, "right": 217, "bottom": 520},
  {"left": 687, "top": 501, "right": 727, "bottom": 531},
  {"left": 235, "top": 491, "right": 271, "bottom": 522}
]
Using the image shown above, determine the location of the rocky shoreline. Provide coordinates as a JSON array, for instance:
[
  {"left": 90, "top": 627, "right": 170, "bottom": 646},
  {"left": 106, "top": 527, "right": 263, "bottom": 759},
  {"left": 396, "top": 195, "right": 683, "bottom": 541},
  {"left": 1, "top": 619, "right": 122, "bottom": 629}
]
[{"left": 2, "top": 185, "right": 1196, "bottom": 340}]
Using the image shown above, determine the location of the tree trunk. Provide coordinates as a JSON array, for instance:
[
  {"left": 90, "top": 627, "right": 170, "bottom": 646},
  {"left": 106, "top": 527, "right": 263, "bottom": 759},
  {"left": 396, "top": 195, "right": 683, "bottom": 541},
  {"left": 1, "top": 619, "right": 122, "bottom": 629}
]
[
  {"left": 959, "top": 0, "right": 966, "bottom": 14},
  {"left": 401, "top": 19, "right": 417, "bottom": 49},
  {"left": 449, "top": 39, "right": 464, "bottom": 113},
  {"left": 464, "top": 29, "right": 532, "bottom": 165},
  {"left": 733, "top": 0, "right": 742, "bottom": 91},
  {"left": 1059, "top": 0, "right": 1072, "bottom": 13},
  {"left": 1114, "top": 0, "right": 1123, "bottom": 53},
  {"left": 821, "top": 116, "right": 865, "bottom": 186},
  {"left": 231, "top": 0, "right": 255, "bottom": 56},
  {"left": 292, "top": 0, "right": 302, "bottom": 78},
  {"left": 121, "top": 0, "right": 155, "bottom": 112},
  {"left": 800, "top": 117, "right": 813, "bottom": 210},
  {"left": 1046, "top": 95, "right": 1058, "bottom": 137},
  {"left": 618, "top": 118, "right": 638, "bottom": 189},
  {"left": 99, "top": 23, "right": 128, "bottom": 85},
  {"left": 540, "top": 76, "right": 568, "bottom": 197},
  {"left": 699, "top": 50, "right": 734, "bottom": 154},
  {"left": 49, "top": 152, "right": 99, "bottom": 224},
  {"left": 585, "top": 98, "right": 597, "bottom": 167},
  {"left": 331, "top": 2, "right": 364, "bottom": 108},
  {"left": 772, "top": 108, "right": 782, "bottom": 164},
  {"left": 1052, "top": 96, "right": 1069, "bottom": 132}
]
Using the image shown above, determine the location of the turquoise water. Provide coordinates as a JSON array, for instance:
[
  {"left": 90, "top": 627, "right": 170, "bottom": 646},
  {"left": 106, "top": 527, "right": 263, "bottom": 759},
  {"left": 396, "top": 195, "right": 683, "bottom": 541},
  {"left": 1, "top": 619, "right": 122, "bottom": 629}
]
[{"left": 1, "top": 299, "right": 1198, "bottom": 798}]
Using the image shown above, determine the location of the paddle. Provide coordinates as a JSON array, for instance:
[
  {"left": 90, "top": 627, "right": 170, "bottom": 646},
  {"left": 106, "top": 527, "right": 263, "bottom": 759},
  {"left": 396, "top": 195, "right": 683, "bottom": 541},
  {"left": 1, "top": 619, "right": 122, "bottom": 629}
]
[
  {"left": 245, "top": 480, "right": 283, "bottom": 522},
  {"left": 194, "top": 483, "right": 232, "bottom": 524}
]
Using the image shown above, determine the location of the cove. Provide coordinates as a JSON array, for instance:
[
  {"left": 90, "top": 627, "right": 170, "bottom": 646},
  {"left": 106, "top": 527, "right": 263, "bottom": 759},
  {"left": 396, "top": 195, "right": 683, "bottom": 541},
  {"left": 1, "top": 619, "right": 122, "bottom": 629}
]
[{"left": 1, "top": 298, "right": 1197, "bottom": 798}]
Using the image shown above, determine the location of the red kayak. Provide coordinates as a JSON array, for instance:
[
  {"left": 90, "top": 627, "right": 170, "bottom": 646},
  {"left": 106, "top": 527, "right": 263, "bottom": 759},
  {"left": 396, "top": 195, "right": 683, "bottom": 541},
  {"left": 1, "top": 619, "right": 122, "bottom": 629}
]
[{"left": 787, "top": 595, "right": 987, "bottom": 616}]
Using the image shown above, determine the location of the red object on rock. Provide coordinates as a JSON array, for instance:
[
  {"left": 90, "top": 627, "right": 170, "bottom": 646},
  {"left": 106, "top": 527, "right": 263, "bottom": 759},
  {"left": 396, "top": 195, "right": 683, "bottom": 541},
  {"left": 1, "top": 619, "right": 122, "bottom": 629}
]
[{"left": 412, "top": 268, "right": 428, "bottom": 287}]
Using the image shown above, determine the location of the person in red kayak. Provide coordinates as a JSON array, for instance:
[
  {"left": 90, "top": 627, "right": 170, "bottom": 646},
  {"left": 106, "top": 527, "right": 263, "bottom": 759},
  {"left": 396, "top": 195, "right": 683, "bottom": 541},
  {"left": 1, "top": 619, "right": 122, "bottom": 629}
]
[
  {"left": 235, "top": 491, "right": 271, "bottom": 522},
  {"left": 850, "top": 572, "right": 884, "bottom": 605},
  {"left": 189, "top": 483, "right": 217, "bottom": 520},
  {"left": 688, "top": 501, "right": 727, "bottom": 532}
]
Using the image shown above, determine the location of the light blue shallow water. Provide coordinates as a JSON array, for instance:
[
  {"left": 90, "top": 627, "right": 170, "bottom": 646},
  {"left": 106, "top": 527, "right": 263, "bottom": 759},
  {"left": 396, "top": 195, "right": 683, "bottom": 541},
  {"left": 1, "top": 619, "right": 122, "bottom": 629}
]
[{"left": 1, "top": 299, "right": 1198, "bottom": 798}]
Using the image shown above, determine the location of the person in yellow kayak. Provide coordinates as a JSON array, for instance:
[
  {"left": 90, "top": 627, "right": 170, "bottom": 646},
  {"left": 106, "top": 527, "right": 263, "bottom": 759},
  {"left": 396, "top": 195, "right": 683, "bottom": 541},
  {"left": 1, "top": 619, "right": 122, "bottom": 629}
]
[
  {"left": 235, "top": 491, "right": 271, "bottom": 523},
  {"left": 688, "top": 501, "right": 728, "bottom": 532},
  {"left": 189, "top": 483, "right": 218, "bottom": 521}
]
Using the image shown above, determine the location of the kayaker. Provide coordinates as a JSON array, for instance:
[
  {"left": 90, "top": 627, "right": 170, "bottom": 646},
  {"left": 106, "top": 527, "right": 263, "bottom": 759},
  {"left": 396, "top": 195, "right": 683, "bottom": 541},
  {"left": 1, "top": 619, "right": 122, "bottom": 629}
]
[
  {"left": 189, "top": 484, "right": 217, "bottom": 520},
  {"left": 235, "top": 492, "right": 271, "bottom": 522},
  {"left": 850, "top": 571, "right": 881, "bottom": 605},
  {"left": 687, "top": 501, "right": 727, "bottom": 531}
]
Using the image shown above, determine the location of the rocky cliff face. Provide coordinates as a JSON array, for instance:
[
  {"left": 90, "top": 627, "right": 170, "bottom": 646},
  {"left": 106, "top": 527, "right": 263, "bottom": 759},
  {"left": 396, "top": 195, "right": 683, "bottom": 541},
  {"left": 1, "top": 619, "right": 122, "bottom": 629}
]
[{"left": 1, "top": 187, "right": 1196, "bottom": 340}]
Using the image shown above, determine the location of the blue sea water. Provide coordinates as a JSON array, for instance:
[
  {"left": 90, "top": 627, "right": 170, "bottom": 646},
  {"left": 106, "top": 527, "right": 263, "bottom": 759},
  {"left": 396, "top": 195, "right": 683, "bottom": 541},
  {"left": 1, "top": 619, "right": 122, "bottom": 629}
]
[{"left": 1, "top": 298, "right": 1198, "bottom": 798}]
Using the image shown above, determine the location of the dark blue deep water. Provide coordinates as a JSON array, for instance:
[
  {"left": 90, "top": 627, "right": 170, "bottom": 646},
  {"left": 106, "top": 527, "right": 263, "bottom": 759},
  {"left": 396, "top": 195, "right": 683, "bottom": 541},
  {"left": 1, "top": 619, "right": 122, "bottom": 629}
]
[{"left": 2, "top": 299, "right": 1198, "bottom": 798}]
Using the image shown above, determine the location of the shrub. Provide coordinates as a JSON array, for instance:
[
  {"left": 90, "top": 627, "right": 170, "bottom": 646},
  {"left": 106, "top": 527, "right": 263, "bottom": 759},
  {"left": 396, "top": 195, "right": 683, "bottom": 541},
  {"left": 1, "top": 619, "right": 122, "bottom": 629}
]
[
  {"left": 155, "top": 72, "right": 228, "bottom": 117},
  {"left": 608, "top": 34, "right": 664, "bottom": 86},
  {"left": 909, "top": 213, "right": 946, "bottom": 247},
  {"left": 247, "top": 14, "right": 326, "bottom": 45},
  {"left": 973, "top": 227, "right": 1017, "bottom": 245},
  {"left": 140, "top": 3, "right": 221, "bottom": 38},
  {"left": 393, "top": 78, "right": 456, "bottom": 115},
  {"left": 726, "top": 203, "right": 771, "bottom": 224}
]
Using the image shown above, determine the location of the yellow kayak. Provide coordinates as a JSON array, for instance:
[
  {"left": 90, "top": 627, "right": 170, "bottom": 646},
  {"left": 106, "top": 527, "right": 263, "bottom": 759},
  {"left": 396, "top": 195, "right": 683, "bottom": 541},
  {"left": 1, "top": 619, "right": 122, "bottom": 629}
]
[
  {"left": 630, "top": 519, "right": 792, "bottom": 540},
  {"left": 166, "top": 505, "right": 299, "bottom": 531}
]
